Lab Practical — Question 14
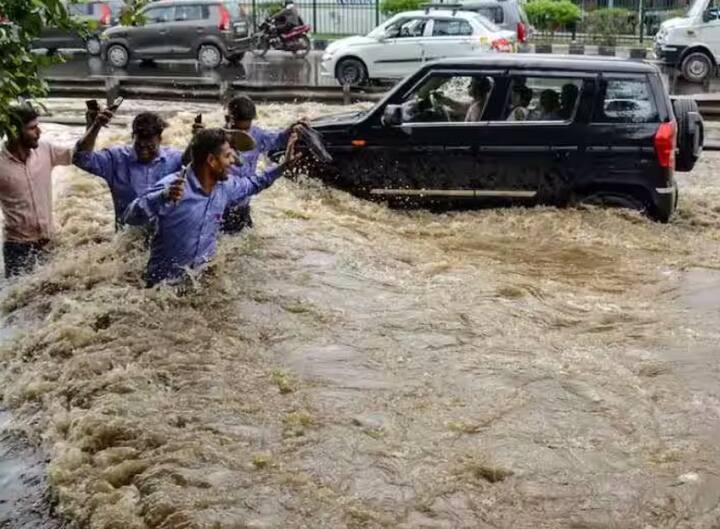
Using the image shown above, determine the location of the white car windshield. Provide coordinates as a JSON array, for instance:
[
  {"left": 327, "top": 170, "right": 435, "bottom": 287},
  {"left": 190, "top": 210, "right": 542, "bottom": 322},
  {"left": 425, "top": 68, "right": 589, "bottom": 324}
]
[
  {"left": 687, "top": 0, "right": 709, "bottom": 18},
  {"left": 368, "top": 16, "right": 399, "bottom": 38},
  {"left": 471, "top": 13, "right": 501, "bottom": 33}
]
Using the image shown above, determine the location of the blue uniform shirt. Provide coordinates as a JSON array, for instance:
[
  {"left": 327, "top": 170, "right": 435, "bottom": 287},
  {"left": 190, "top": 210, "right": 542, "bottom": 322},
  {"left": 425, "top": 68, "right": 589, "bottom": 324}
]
[
  {"left": 73, "top": 145, "right": 184, "bottom": 225},
  {"left": 228, "top": 126, "right": 289, "bottom": 209},
  {"left": 124, "top": 164, "right": 281, "bottom": 285}
]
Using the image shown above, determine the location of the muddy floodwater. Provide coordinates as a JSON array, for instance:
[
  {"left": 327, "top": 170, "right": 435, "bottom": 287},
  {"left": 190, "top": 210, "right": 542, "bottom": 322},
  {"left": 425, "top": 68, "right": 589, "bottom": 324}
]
[{"left": 1, "top": 100, "right": 720, "bottom": 529}]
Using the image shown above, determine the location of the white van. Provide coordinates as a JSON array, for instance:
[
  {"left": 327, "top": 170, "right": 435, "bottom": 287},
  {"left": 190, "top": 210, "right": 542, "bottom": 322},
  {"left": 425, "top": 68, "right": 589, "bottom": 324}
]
[{"left": 654, "top": 0, "right": 720, "bottom": 83}]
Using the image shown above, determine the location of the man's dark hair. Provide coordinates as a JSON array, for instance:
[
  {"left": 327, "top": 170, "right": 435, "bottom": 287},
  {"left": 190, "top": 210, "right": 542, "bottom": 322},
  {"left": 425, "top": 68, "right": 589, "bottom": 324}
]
[
  {"left": 132, "top": 112, "right": 168, "bottom": 138},
  {"left": 192, "top": 128, "right": 227, "bottom": 168},
  {"left": 4, "top": 105, "right": 39, "bottom": 139},
  {"left": 227, "top": 95, "right": 257, "bottom": 122}
]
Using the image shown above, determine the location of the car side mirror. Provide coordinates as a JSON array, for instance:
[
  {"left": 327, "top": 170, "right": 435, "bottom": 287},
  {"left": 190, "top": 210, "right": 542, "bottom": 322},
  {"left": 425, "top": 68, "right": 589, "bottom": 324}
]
[
  {"left": 703, "top": 9, "right": 717, "bottom": 22},
  {"left": 382, "top": 104, "right": 403, "bottom": 127}
]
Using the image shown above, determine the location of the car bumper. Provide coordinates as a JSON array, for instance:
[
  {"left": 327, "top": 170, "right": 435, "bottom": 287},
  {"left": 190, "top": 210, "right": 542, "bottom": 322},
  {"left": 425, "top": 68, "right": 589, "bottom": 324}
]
[
  {"left": 225, "top": 35, "right": 253, "bottom": 53},
  {"left": 654, "top": 43, "right": 686, "bottom": 65},
  {"left": 651, "top": 180, "right": 678, "bottom": 221}
]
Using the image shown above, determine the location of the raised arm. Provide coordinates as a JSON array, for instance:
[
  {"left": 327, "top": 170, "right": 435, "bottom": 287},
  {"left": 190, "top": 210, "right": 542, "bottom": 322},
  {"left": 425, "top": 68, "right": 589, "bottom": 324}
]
[
  {"left": 73, "top": 108, "right": 117, "bottom": 181},
  {"left": 123, "top": 172, "right": 186, "bottom": 225}
]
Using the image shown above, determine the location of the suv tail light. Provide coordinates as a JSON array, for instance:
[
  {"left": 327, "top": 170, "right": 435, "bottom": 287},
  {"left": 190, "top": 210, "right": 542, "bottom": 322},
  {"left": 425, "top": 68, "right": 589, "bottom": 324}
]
[
  {"left": 654, "top": 120, "right": 677, "bottom": 169},
  {"left": 99, "top": 3, "right": 111, "bottom": 25},
  {"left": 491, "top": 38, "right": 512, "bottom": 53},
  {"left": 517, "top": 22, "right": 526, "bottom": 43},
  {"left": 218, "top": 4, "right": 231, "bottom": 31}
]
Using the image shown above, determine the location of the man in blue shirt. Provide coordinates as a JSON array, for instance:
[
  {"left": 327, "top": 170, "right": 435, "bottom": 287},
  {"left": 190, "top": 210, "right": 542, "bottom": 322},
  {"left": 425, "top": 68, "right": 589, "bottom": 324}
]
[
  {"left": 74, "top": 111, "right": 187, "bottom": 228},
  {"left": 220, "top": 95, "right": 301, "bottom": 233},
  {"left": 124, "top": 128, "right": 300, "bottom": 287}
]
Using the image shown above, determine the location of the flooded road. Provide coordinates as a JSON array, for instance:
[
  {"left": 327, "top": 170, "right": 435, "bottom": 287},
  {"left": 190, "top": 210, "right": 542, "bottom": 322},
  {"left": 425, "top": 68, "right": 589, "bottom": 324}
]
[{"left": 1, "top": 101, "right": 720, "bottom": 529}]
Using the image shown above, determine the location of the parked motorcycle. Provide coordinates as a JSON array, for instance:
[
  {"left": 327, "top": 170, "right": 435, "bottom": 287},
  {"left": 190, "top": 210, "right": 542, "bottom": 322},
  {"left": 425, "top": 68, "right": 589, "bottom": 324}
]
[{"left": 251, "top": 20, "right": 311, "bottom": 58}]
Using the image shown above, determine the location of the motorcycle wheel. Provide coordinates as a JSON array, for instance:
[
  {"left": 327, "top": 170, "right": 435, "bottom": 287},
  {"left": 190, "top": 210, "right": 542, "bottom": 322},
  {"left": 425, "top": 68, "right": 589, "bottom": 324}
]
[
  {"left": 251, "top": 34, "right": 270, "bottom": 58},
  {"left": 291, "top": 34, "right": 311, "bottom": 58}
]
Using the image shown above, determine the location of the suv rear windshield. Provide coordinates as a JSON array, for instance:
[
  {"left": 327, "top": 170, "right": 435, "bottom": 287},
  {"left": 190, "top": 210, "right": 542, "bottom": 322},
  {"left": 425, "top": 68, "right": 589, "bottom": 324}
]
[
  {"left": 476, "top": 6, "right": 503, "bottom": 24},
  {"left": 593, "top": 78, "right": 659, "bottom": 123}
]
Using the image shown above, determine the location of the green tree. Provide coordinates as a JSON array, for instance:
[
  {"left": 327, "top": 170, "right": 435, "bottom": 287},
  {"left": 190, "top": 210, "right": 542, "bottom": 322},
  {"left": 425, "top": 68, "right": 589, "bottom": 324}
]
[
  {"left": 0, "top": 0, "right": 93, "bottom": 137},
  {"left": 380, "top": 0, "right": 423, "bottom": 16},
  {"left": 525, "top": 0, "right": 581, "bottom": 33}
]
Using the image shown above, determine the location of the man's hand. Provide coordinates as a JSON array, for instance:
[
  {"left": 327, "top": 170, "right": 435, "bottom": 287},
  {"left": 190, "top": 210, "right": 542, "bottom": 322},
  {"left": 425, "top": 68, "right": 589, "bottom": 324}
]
[
  {"left": 94, "top": 107, "right": 114, "bottom": 128},
  {"left": 163, "top": 174, "right": 186, "bottom": 203},
  {"left": 280, "top": 132, "right": 304, "bottom": 173},
  {"left": 192, "top": 121, "right": 205, "bottom": 136}
]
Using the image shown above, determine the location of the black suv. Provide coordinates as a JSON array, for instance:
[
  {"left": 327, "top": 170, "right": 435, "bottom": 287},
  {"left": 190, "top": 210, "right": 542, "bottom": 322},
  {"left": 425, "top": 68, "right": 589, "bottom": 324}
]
[
  {"left": 101, "top": 0, "right": 251, "bottom": 69},
  {"left": 303, "top": 55, "right": 703, "bottom": 222}
]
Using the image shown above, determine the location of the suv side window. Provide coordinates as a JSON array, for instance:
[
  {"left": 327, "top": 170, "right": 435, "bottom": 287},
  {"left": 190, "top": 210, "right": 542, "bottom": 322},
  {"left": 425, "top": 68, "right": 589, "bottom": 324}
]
[
  {"left": 400, "top": 74, "right": 496, "bottom": 123},
  {"left": 175, "top": 4, "right": 206, "bottom": 21},
  {"left": 592, "top": 78, "right": 659, "bottom": 124},
  {"left": 143, "top": 6, "right": 174, "bottom": 24},
  {"left": 432, "top": 18, "right": 473, "bottom": 36},
  {"left": 498, "top": 76, "right": 583, "bottom": 122}
]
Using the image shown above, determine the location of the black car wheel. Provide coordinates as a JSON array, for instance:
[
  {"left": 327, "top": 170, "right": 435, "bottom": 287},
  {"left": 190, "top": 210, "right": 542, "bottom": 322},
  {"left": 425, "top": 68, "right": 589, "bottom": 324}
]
[
  {"left": 107, "top": 44, "right": 129, "bottom": 68},
  {"left": 291, "top": 35, "right": 311, "bottom": 58},
  {"left": 86, "top": 37, "right": 101, "bottom": 56},
  {"left": 672, "top": 97, "right": 703, "bottom": 172},
  {"left": 198, "top": 44, "right": 223, "bottom": 68},
  {"left": 578, "top": 191, "right": 648, "bottom": 214},
  {"left": 336, "top": 58, "right": 367, "bottom": 86},
  {"left": 251, "top": 34, "right": 269, "bottom": 57},
  {"left": 681, "top": 51, "right": 714, "bottom": 83}
]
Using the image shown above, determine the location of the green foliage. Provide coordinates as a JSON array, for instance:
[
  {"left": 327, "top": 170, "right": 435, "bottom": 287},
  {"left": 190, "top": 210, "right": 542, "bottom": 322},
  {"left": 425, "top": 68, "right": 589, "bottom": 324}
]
[
  {"left": 584, "top": 8, "right": 636, "bottom": 45},
  {"left": 524, "top": 0, "right": 581, "bottom": 32},
  {"left": 254, "top": 1, "right": 284, "bottom": 22},
  {"left": 119, "top": 0, "right": 151, "bottom": 27},
  {"left": 380, "top": 0, "right": 423, "bottom": 16},
  {"left": 0, "top": 0, "right": 88, "bottom": 137}
]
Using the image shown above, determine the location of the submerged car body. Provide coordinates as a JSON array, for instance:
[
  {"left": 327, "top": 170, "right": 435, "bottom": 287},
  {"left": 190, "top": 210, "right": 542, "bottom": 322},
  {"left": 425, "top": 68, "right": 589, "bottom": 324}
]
[{"left": 304, "top": 55, "right": 703, "bottom": 222}]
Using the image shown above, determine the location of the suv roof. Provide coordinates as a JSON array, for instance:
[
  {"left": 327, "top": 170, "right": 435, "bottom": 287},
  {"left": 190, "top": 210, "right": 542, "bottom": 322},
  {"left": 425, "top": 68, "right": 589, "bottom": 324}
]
[{"left": 428, "top": 54, "right": 659, "bottom": 74}]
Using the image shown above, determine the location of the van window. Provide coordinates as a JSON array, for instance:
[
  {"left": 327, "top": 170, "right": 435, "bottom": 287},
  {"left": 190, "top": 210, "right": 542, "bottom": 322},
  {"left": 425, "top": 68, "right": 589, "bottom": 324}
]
[
  {"left": 501, "top": 76, "right": 582, "bottom": 122},
  {"left": 593, "top": 79, "right": 659, "bottom": 123},
  {"left": 143, "top": 6, "right": 173, "bottom": 23},
  {"left": 401, "top": 74, "right": 495, "bottom": 123},
  {"left": 176, "top": 4, "right": 205, "bottom": 21},
  {"left": 432, "top": 18, "right": 473, "bottom": 36}
]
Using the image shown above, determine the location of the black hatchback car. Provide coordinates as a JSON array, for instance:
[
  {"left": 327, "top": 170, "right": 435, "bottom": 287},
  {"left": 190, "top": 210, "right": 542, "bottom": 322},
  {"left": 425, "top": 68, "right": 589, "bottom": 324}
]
[
  {"left": 303, "top": 55, "right": 703, "bottom": 222},
  {"left": 101, "top": 0, "right": 251, "bottom": 69}
]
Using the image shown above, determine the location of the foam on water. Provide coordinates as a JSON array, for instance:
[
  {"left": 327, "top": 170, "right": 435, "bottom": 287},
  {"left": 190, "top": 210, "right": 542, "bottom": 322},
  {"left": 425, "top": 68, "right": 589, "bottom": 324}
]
[{"left": 1, "top": 101, "right": 720, "bottom": 529}]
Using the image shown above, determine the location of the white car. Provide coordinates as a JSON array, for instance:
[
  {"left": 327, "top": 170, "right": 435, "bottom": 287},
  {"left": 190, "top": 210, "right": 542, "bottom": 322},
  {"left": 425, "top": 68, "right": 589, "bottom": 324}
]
[
  {"left": 655, "top": 0, "right": 720, "bottom": 83},
  {"left": 321, "top": 9, "right": 516, "bottom": 86}
]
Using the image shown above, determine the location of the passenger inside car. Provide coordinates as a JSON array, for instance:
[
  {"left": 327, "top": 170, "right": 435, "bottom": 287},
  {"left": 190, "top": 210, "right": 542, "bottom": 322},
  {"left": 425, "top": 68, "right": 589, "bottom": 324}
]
[
  {"left": 529, "top": 89, "right": 561, "bottom": 120},
  {"left": 507, "top": 84, "right": 532, "bottom": 121},
  {"left": 426, "top": 76, "right": 493, "bottom": 121}
]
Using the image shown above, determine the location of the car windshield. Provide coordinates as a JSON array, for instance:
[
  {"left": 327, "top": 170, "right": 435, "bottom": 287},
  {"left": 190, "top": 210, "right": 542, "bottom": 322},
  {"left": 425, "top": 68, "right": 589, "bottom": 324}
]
[
  {"left": 368, "top": 16, "right": 399, "bottom": 37},
  {"left": 686, "top": 0, "right": 709, "bottom": 17},
  {"left": 471, "top": 13, "right": 500, "bottom": 32}
]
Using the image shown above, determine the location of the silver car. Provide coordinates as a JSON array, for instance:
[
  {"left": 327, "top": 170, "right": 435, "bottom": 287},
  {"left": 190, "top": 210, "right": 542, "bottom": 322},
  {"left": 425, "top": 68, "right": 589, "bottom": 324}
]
[{"left": 101, "top": 0, "right": 251, "bottom": 69}]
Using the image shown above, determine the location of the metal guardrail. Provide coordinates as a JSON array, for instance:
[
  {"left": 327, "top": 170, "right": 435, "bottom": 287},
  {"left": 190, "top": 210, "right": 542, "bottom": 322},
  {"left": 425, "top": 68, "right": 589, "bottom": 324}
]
[{"left": 44, "top": 76, "right": 387, "bottom": 105}]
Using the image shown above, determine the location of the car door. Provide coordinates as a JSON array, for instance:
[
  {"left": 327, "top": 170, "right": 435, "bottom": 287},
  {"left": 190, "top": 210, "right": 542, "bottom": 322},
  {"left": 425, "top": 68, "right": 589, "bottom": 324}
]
[
  {"left": 695, "top": 0, "right": 720, "bottom": 59},
  {"left": 171, "top": 3, "right": 208, "bottom": 56},
  {"left": 422, "top": 17, "right": 478, "bottom": 61},
  {"left": 371, "top": 16, "right": 429, "bottom": 78},
  {"left": 131, "top": 5, "right": 176, "bottom": 58},
  {"left": 478, "top": 71, "right": 595, "bottom": 205},
  {"left": 354, "top": 70, "right": 498, "bottom": 204}
]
